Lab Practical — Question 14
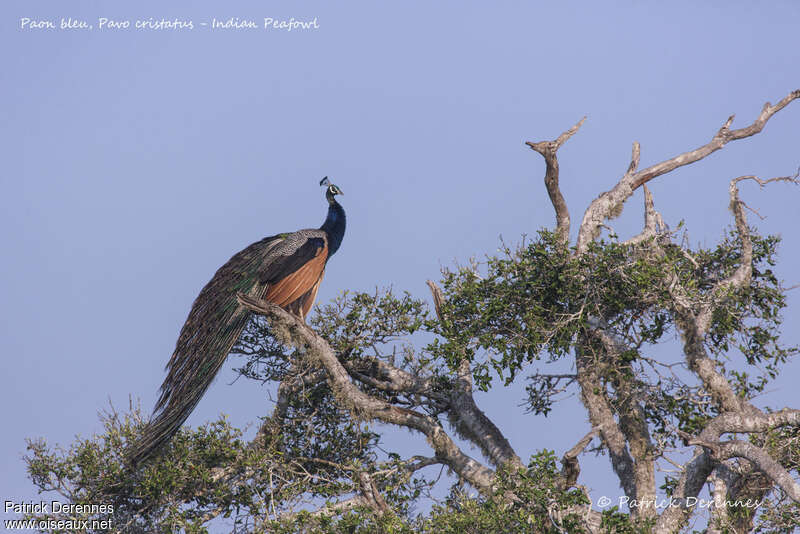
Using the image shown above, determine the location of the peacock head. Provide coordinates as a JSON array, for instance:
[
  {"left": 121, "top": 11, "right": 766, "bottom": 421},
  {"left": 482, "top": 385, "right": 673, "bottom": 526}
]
[{"left": 320, "top": 177, "right": 343, "bottom": 203}]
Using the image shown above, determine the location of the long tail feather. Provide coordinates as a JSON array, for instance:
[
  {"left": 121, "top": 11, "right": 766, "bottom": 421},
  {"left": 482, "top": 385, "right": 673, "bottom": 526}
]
[
  {"left": 127, "top": 310, "right": 250, "bottom": 465},
  {"left": 127, "top": 237, "right": 282, "bottom": 466}
]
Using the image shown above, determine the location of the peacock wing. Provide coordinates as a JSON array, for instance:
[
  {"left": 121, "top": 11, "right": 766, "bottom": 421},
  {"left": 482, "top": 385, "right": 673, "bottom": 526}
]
[{"left": 261, "top": 234, "right": 328, "bottom": 309}]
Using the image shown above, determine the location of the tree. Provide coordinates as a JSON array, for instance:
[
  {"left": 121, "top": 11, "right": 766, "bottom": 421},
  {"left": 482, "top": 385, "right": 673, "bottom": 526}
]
[{"left": 25, "top": 90, "right": 800, "bottom": 533}]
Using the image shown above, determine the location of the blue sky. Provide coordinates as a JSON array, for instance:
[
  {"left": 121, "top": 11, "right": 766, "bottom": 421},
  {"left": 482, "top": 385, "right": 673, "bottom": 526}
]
[{"left": 2, "top": 0, "right": 799, "bottom": 527}]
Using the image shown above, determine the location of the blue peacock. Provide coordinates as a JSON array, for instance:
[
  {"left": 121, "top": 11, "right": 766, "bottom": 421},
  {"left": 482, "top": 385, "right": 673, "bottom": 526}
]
[{"left": 129, "top": 178, "right": 345, "bottom": 465}]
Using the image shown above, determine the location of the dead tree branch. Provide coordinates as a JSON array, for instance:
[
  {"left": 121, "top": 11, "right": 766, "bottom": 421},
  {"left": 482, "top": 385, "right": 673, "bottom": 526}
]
[
  {"left": 576, "top": 89, "right": 800, "bottom": 254},
  {"left": 575, "top": 337, "right": 638, "bottom": 501},
  {"left": 623, "top": 184, "right": 666, "bottom": 246},
  {"left": 526, "top": 116, "right": 586, "bottom": 244},
  {"left": 560, "top": 427, "right": 598, "bottom": 488}
]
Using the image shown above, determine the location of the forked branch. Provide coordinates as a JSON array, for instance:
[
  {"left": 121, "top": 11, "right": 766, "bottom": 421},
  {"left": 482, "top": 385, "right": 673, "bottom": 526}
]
[
  {"left": 576, "top": 89, "right": 800, "bottom": 254},
  {"left": 623, "top": 184, "right": 666, "bottom": 246},
  {"left": 236, "top": 292, "right": 497, "bottom": 493},
  {"left": 526, "top": 116, "right": 586, "bottom": 244}
]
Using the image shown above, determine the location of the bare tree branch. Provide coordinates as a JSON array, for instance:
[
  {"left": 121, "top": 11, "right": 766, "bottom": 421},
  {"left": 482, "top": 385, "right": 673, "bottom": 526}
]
[
  {"left": 711, "top": 440, "right": 800, "bottom": 502},
  {"left": 616, "top": 377, "right": 658, "bottom": 519},
  {"left": 673, "top": 312, "right": 746, "bottom": 414},
  {"left": 707, "top": 469, "right": 732, "bottom": 534},
  {"left": 575, "top": 337, "right": 638, "bottom": 501},
  {"left": 623, "top": 184, "right": 666, "bottom": 246},
  {"left": 526, "top": 116, "right": 586, "bottom": 244},
  {"left": 657, "top": 408, "right": 800, "bottom": 531},
  {"left": 426, "top": 279, "right": 445, "bottom": 322},
  {"left": 344, "top": 356, "right": 444, "bottom": 399},
  {"left": 584, "top": 324, "right": 659, "bottom": 516},
  {"left": 425, "top": 280, "right": 524, "bottom": 469},
  {"left": 277, "top": 496, "right": 367, "bottom": 521},
  {"left": 703, "top": 408, "right": 800, "bottom": 439},
  {"left": 356, "top": 471, "right": 391, "bottom": 515},
  {"left": 704, "top": 173, "right": 800, "bottom": 324},
  {"left": 632, "top": 92, "right": 800, "bottom": 190},
  {"left": 237, "top": 292, "right": 498, "bottom": 493},
  {"left": 652, "top": 171, "right": 800, "bottom": 531},
  {"left": 672, "top": 175, "right": 799, "bottom": 415},
  {"left": 560, "top": 428, "right": 598, "bottom": 488},
  {"left": 655, "top": 448, "right": 716, "bottom": 532},
  {"left": 576, "top": 89, "right": 800, "bottom": 254}
]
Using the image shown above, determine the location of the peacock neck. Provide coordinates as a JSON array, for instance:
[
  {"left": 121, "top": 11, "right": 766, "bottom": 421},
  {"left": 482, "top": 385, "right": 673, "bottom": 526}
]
[{"left": 321, "top": 201, "right": 346, "bottom": 256}]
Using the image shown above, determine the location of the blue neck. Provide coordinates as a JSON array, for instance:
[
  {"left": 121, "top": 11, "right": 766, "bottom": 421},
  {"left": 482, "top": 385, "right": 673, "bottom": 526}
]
[{"left": 321, "top": 201, "right": 346, "bottom": 256}]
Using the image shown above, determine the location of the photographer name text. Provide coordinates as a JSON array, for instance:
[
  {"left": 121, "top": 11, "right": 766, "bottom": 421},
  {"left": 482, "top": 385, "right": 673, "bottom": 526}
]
[
  {"left": 5, "top": 500, "right": 114, "bottom": 515},
  {"left": 596, "top": 495, "right": 762, "bottom": 510}
]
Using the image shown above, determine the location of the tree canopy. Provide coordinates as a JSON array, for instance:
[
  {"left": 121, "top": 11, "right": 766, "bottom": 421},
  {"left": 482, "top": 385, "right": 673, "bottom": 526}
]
[{"left": 25, "top": 90, "right": 800, "bottom": 533}]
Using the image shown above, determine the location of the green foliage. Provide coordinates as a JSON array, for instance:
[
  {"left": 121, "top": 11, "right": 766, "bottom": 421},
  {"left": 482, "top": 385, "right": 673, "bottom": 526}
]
[
  {"left": 436, "top": 229, "right": 792, "bottom": 393},
  {"left": 24, "top": 405, "right": 426, "bottom": 533},
  {"left": 25, "top": 407, "right": 262, "bottom": 533},
  {"left": 750, "top": 499, "right": 800, "bottom": 534},
  {"left": 418, "top": 452, "right": 590, "bottom": 534},
  {"left": 434, "top": 228, "right": 795, "bottom": 450},
  {"left": 598, "top": 507, "right": 655, "bottom": 534},
  {"left": 434, "top": 228, "right": 686, "bottom": 390},
  {"left": 23, "top": 221, "right": 799, "bottom": 533}
]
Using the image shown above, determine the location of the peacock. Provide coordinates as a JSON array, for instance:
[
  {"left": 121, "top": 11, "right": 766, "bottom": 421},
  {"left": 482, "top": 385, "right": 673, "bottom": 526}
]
[{"left": 129, "top": 178, "right": 345, "bottom": 465}]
